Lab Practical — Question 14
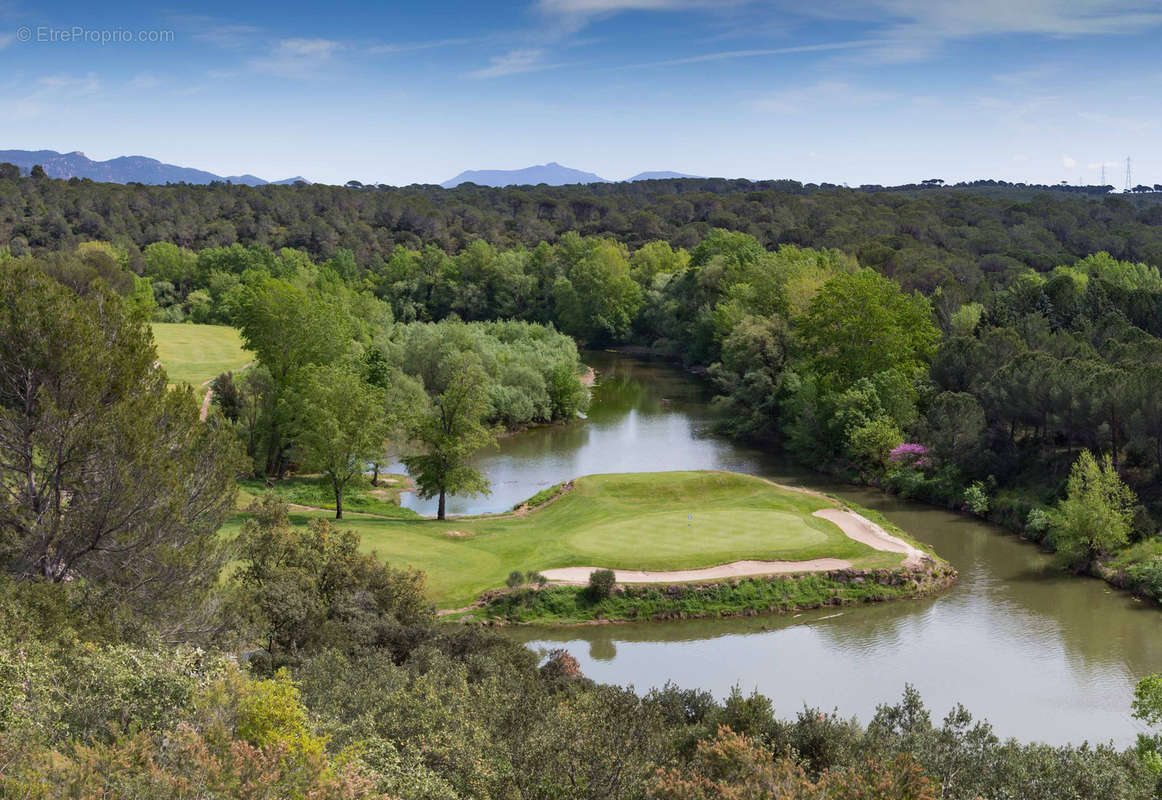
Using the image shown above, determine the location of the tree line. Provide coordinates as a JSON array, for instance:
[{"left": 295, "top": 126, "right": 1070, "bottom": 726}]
[{"left": 5, "top": 168, "right": 1162, "bottom": 295}]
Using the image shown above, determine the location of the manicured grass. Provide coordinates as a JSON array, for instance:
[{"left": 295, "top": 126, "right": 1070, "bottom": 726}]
[
  {"left": 237, "top": 474, "right": 417, "bottom": 518},
  {"left": 152, "top": 322, "right": 253, "bottom": 389},
  {"left": 224, "top": 471, "right": 902, "bottom": 608}
]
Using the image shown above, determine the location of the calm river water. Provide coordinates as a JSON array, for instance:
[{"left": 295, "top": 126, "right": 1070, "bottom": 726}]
[{"left": 397, "top": 352, "right": 1162, "bottom": 745}]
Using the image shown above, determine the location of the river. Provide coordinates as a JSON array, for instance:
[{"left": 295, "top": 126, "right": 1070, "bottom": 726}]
[{"left": 396, "top": 352, "right": 1162, "bottom": 745}]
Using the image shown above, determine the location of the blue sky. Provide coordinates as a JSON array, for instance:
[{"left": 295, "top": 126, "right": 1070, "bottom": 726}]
[{"left": 2, "top": 0, "right": 1160, "bottom": 186}]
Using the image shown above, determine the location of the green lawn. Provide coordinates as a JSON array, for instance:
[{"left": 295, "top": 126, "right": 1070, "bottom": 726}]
[
  {"left": 152, "top": 322, "right": 253, "bottom": 388},
  {"left": 223, "top": 470, "right": 902, "bottom": 608}
]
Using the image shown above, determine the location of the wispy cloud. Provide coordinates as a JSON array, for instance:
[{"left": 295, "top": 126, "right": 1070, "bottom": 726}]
[
  {"left": 815, "top": 0, "right": 1162, "bottom": 62},
  {"left": 0, "top": 32, "right": 13, "bottom": 50},
  {"left": 614, "top": 39, "right": 877, "bottom": 69},
  {"left": 470, "top": 48, "right": 562, "bottom": 78},
  {"left": 249, "top": 38, "right": 343, "bottom": 78},
  {"left": 130, "top": 72, "right": 162, "bottom": 89},
  {"left": 368, "top": 35, "right": 494, "bottom": 55},
  {"left": 10, "top": 72, "right": 102, "bottom": 120},
  {"left": 752, "top": 79, "right": 893, "bottom": 114},
  {"left": 173, "top": 15, "right": 262, "bottom": 49}
]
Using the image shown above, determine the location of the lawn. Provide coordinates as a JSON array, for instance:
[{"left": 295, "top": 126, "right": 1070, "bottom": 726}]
[
  {"left": 152, "top": 322, "right": 253, "bottom": 389},
  {"left": 223, "top": 470, "right": 902, "bottom": 608}
]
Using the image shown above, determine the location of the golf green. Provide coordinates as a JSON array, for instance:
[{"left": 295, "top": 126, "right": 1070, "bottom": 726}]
[{"left": 227, "top": 470, "right": 906, "bottom": 608}]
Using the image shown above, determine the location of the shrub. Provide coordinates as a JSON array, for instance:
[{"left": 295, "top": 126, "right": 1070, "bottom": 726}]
[
  {"left": 588, "top": 569, "right": 616, "bottom": 601},
  {"left": 506, "top": 570, "right": 525, "bottom": 588},
  {"left": 1127, "top": 560, "right": 1162, "bottom": 600},
  {"left": 1026, "top": 508, "right": 1052, "bottom": 538},
  {"left": 527, "top": 571, "right": 549, "bottom": 588},
  {"left": 963, "top": 481, "right": 989, "bottom": 516}
]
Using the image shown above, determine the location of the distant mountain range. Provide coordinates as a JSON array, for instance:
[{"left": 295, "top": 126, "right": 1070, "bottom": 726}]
[
  {"left": 441, "top": 162, "right": 702, "bottom": 188},
  {"left": 441, "top": 162, "right": 608, "bottom": 188},
  {"left": 0, "top": 149, "right": 309, "bottom": 186},
  {"left": 1, "top": 149, "right": 701, "bottom": 188}
]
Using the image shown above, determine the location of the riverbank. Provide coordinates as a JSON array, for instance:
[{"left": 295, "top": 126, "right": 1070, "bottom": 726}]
[{"left": 448, "top": 561, "right": 957, "bottom": 625}]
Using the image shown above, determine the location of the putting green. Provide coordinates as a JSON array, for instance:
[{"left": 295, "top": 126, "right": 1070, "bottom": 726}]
[
  {"left": 570, "top": 509, "right": 830, "bottom": 562},
  {"left": 225, "top": 470, "right": 907, "bottom": 608}
]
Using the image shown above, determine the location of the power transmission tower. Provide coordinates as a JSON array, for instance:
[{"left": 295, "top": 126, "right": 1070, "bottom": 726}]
[{"left": 1101, "top": 164, "right": 1106, "bottom": 186}]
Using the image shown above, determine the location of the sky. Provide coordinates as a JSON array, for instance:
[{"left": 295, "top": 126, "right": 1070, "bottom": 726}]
[{"left": 1, "top": 0, "right": 1160, "bottom": 186}]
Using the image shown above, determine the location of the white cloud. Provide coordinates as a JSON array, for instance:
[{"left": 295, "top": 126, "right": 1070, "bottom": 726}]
[
  {"left": 130, "top": 72, "right": 161, "bottom": 89},
  {"left": 37, "top": 74, "right": 102, "bottom": 94},
  {"left": 753, "top": 80, "right": 893, "bottom": 114},
  {"left": 250, "top": 38, "right": 343, "bottom": 78},
  {"left": 1063, "top": 155, "right": 1076, "bottom": 168},
  {"left": 784, "top": 0, "right": 1162, "bottom": 63},
  {"left": 0, "top": 32, "right": 13, "bottom": 50},
  {"left": 186, "top": 20, "right": 261, "bottom": 49},
  {"left": 615, "top": 39, "right": 877, "bottom": 69},
  {"left": 539, "top": 0, "right": 723, "bottom": 11},
  {"left": 368, "top": 36, "right": 492, "bottom": 55},
  {"left": 470, "top": 48, "right": 558, "bottom": 78}
]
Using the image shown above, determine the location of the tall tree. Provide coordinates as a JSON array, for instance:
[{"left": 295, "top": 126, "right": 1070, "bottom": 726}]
[
  {"left": 236, "top": 277, "right": 354, "bottom": 475},
  {"left": 1050, "top": 450, "right": 1137, "bottom": 568},
  {"left": 799, "top": 268, "right": 940, "bottom": 388},
  {"left": 0, "top": 259, "right": 243, "bottom": 624},
  {"left": 291, "top": 365, "right": 389, "bottom": 519},
  {"left": 402, "top": 352, "right": 495, "bottom": 520}
]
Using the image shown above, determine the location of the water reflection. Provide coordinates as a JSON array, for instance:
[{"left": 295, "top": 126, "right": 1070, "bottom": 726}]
[{"left": 396, "top": 352, "right": 1162, "bottom": 745}]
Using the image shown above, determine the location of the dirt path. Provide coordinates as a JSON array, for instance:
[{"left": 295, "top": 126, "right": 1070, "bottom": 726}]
[
  {"left": 540, "top": 497, "right": 927, "bottom": 584},
  {"left": 198, "top": 361, "right": 256, "bottom": 421}
]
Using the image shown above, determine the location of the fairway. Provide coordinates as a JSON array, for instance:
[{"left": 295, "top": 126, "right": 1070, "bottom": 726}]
[
  {"left": 228, "top": 471, "right": 908, "bottom": 608},
  {"left": 152, "top": 322, "right": 253, "bottom": 388}
]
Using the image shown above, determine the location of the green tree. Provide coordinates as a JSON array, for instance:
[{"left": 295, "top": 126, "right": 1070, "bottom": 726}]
[
  {"left": 291, "top": 365, "right": 388, "bottom": 519},
  {"left": 236, "top": 277, "right": 354, "bottom": 475},
  {"left": 799, "top": 269, "right": 940, "bottom": 388},
  {"left": 402, "top": 352, "right": 496, "bottom": 520},
  {"left": 553, "top": 236, "right": 643, "bottom": 344},
  {"left": 1049, "top": 450, "right": 1136, "bottom": 568},
  {"left": 0, "top": 259, "right": 243, "bottom": 625}
]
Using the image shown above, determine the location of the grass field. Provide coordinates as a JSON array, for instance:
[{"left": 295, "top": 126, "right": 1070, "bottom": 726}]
[
  {"left": 152, "top": 322, "right": 253, "bottom": 388},
  {"left": 223, "top": 470, "right": 903, "bottom": 608}
]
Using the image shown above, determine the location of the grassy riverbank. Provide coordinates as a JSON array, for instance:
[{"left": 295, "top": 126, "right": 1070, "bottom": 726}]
[{"left": 450, "top": 562, "right": 957, "bottom": 624}]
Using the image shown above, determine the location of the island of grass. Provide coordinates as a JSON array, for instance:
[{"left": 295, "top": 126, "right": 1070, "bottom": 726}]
[
  {"left": 224, "top": 470, "right": 955, "bottom": 622},
  {"left": 152, "top": 322, "right": 253, "bottom": 390}
]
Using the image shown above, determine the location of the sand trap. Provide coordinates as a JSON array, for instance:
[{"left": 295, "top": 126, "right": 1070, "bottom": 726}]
[
  {"left": 540, "top": 502, "right": 928, "bottom": 584},
  {"left": 811, "top": 508, "right": 926, "bottom": 568}
]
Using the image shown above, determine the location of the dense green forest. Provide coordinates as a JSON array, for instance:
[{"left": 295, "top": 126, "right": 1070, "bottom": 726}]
[
  {"left": 6, "top": 173, "right": 1162, "bottom": 795},
  {"left": 5, "top": 170, "right": 1162, "bottom": 294},
  {"left": 3, "top": 253, "right": 1162, "bottom": 797}
]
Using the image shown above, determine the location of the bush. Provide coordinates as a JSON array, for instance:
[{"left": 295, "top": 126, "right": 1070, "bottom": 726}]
[
  {"left": 963, "top": 481, "right": 989, "bottom": 516},
  {"left": 1127, "top": 560, "right": 1162, "bottom": 600},
  {"left": 588, "top": 569, "right": 616, "bottom": 601},
  {"left": 506, "top": 570, "right": 525, "bottom": 588},
  {"left": 1026, "top": 508, "right": 1052, "bottom": 539}
]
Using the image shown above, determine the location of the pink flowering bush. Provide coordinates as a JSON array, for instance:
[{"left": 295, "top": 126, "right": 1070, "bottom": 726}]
[{"left": 889, "top": 443, "right": 930, "bottom": 468}]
